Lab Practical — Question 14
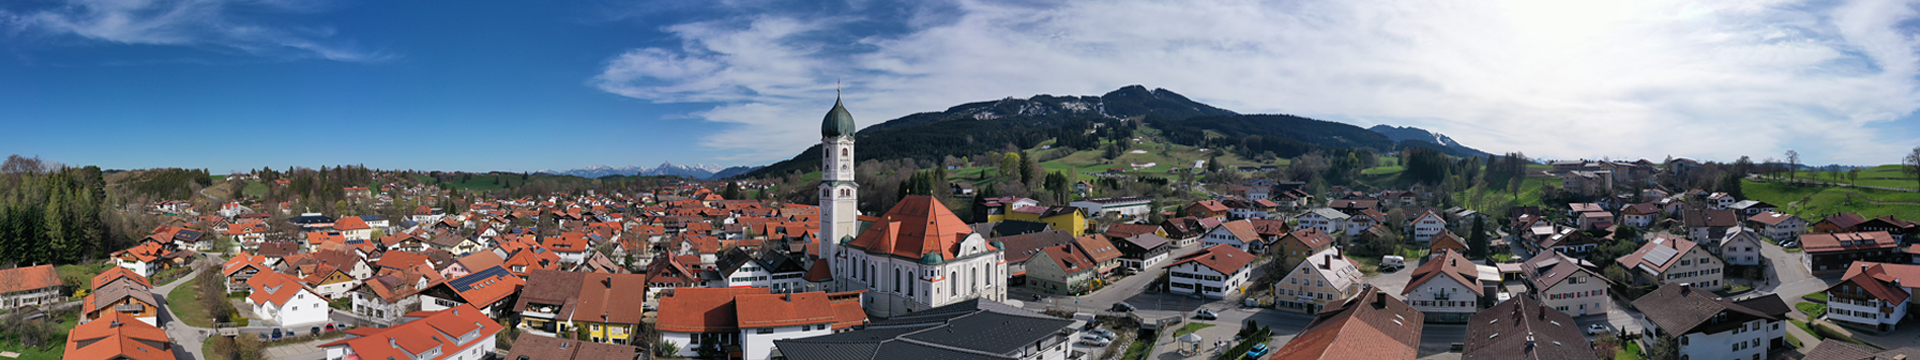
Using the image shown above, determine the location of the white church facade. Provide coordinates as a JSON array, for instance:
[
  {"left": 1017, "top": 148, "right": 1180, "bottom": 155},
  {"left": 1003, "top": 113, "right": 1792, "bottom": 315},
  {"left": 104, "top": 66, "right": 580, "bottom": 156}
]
[{"left": 815, "top": 96, "right": 1008, "bottom": 318}]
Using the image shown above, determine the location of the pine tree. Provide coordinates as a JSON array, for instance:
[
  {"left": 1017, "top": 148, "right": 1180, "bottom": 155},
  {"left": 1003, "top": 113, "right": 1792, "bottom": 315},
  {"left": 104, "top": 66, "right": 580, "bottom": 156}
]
[
  {"left": 44, "top": 186, "right": 68, "bottom": 264},
  {"left": 1467, "top": 217, "right": 1488, "bottom": 259}
]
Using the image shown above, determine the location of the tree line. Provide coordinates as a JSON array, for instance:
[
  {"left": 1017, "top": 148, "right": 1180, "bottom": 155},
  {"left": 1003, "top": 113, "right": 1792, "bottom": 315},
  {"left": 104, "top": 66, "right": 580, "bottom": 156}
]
[{"left": 0, "top": 155, "right": 145, "bottom": 266}]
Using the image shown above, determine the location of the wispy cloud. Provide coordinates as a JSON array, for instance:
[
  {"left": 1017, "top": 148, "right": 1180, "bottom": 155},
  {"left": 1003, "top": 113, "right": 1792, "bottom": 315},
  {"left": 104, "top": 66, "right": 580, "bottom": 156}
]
[
  {"left": 1, "top": 0, "right": 389, "bottom": 62},
  {"left": 596, "top": 0, "right": 1920, "bottom": 165}
]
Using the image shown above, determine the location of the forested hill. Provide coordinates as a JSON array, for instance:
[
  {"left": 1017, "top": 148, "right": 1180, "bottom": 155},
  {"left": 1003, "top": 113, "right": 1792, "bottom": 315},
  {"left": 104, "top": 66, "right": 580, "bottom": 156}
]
[{"left": 736, "top": 85, "right": 1441, "bottom": 179}]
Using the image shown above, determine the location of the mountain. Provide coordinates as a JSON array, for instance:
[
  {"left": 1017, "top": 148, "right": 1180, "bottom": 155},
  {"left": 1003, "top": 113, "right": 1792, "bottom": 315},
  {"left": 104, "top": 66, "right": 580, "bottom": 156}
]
[
  {"left": 541, "top": 162, "right": 731, "bottom": 180},
  {"left": 1368, "top": 125, "right": 1491, "bottom": 158},
  {"left": 709, "top": 165, "right": 763, "bottom": 179},
  {"left": 739, "top": 85, "right": 1239, "bottom": 178}
]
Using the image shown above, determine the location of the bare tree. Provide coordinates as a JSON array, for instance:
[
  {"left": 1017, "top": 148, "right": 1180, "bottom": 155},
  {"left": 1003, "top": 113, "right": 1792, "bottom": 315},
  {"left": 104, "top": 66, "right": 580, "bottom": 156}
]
[
  {"left": 1906, "top": 146, "right": 1920, "bottom": 190},
  {"left": 1785, "top": 150, "right": 1800, "bottom": 183},
  {"left": 1, "top": 154, "right": 46, "bottom": 175}
]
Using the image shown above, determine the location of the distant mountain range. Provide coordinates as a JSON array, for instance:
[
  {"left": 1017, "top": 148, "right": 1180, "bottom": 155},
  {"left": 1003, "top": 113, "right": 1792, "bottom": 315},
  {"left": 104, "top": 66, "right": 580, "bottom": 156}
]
[
  {"left": 1368, "top": 125, "right": 1492, "bottom": 158},
  {"left": 736, "top": 85, "right": 1492, "bottom": 179},
  {"left": 537, "top": 162, "right": 760, "bottom": 180}
]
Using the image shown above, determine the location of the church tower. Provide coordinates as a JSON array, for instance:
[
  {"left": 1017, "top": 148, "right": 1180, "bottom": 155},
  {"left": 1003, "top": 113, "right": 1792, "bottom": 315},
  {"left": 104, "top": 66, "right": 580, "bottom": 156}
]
[{"left": 819, "top": 95, "right": 859, "bottom": 274}]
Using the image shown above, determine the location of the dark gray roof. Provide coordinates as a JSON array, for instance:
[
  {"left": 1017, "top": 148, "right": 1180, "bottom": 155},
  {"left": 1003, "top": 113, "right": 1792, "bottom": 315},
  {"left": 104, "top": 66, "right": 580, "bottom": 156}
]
[
  {"left": 774, "top": 299, "right": 1074, "bottom": 360},
  {"left": 980, "top": 220, "right": 1053, "bottom": 237},
  {"left": 1632, "top": 283, "right": 1787, "bottom": 335},
  {"left": 1463, "top": 295, "right": 1598, "bottom": 360}
]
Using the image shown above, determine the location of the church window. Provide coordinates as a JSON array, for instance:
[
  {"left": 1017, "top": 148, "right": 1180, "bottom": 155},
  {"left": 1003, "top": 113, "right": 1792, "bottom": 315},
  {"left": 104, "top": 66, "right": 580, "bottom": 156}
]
[
  {"left": 893, "top": 268, "right": 901, "bottom": 292},
  {"left": 842, "top": 148, "right": 848, "bottom": 156},
  {"left": 951, "top": 271, "right": 958, "bottom": 295}
]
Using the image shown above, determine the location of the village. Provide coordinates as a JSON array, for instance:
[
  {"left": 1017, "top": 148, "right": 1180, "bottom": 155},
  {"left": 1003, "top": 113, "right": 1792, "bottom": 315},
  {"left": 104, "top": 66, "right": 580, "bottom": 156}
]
[{"left": 5, "top": 100, "right": 1920, "bottom": 360}]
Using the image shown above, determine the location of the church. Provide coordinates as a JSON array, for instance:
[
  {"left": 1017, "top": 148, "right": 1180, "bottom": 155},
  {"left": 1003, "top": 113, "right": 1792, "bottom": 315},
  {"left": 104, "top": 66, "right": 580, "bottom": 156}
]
[{"left": 815, "top": 95, "right": 1008, "bottom": 318}]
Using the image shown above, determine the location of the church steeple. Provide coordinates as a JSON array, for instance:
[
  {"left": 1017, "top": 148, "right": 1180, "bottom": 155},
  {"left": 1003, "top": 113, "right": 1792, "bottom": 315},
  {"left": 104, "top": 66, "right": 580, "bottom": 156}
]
[{"left": 822, "top": 95, "right": 856, "bottom": 138}]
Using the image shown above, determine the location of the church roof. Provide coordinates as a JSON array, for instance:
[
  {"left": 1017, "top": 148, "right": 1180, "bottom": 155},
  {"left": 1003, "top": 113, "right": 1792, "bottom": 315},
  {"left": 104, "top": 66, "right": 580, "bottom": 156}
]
[
  {"left": 844, "top": 195, "right": 989, "bottom": 260},
  {"left": 822, "top": 97, "right": 856, "bottom": 137}
]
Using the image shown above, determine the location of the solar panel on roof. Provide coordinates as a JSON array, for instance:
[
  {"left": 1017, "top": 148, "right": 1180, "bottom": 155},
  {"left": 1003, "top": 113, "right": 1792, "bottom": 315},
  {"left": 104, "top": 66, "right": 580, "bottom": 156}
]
[{"left": 1644, "top": 246, "right": 1680, "bottom": 267}]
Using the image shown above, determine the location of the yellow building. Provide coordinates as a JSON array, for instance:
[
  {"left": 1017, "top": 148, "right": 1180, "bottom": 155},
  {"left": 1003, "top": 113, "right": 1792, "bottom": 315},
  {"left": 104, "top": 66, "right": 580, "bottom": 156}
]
[{"left": 1004, "top": 206, "right": 1088, "bottom": 236}]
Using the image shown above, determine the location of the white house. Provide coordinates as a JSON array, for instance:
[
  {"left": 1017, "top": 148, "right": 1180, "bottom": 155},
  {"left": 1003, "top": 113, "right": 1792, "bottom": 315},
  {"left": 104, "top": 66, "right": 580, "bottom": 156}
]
[
  {"left": 1823, "top": 262, "right": 1919, "bottom": 332},
  {"left": 1615, "top": 234, "right": 1726, "bottom": 291},
  {"left": 655, "top": 288, "right": 865, "bottom": 360},
  {"left": 1069, "top": 197, "right": 1154, "bottom": 218},
  {"left": 1720, "top": 228, "right": 1767, "bottom": 266},
  {"left": 245, "top": 271, "right": 330, "bottom": 326},
  {"left": 320, "top": 304, "right": 501, "bottom": 360},
  {"left": 1412, "top": 210, "right": 1448, "bottom": 244},
  {"left": 1294, "top": 208, "right": 1349, "bottom": 237},
  {"left": 1200, "top": 220, "right": 1265, "bottom": 253},
  {"left": 1747, "top": 211, "right": 1809, "bottom": 242},
  {"left": 1633, "top": 283, "right": 1789, "bottom": 360},
  {"left": 1522, "top": 251, "right": 1613, "bottom": 317},
  {"left": 1401, "top": 249, "right": 1487, "bottom": 323},
  {"left": 1708, "top": 192, "right": 1737, "bottom": 209},
  {"left": 1621, "top": 203, "right": 1661, "bottom": 228},
  {"left": 1272, "top": 247, "right": 1364, "bottom": 314},
  {"left": 711, "top": 249, "right": 813, "bottom": 293},
  {"left": 1168, "top": 244, "right": 1257, "bottom": 300}
]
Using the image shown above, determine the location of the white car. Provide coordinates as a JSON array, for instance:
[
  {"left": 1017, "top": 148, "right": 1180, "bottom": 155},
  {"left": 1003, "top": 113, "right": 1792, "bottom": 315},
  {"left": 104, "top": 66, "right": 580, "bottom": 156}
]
[
  {"left": 1081, "top": 334, "right": 1112, "bottom": 346},
  {"left": 1586, "top": 324, "right": 1609, "bottom": 335}
]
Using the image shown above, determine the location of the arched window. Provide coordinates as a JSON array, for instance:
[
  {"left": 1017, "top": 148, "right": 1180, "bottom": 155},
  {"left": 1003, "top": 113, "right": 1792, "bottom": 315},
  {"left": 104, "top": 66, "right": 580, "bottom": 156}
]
[
  {"left": 972, "top": 267, "right": 979, "bottom": 292},
  {"left": 893, "top": 268, "right": 901, "bottom": 292},
  {"left": 842, "top": 148, "right": 849, "bottom": 156},
  {"left": 951, "top": 271, "right": 958, "bottom": 295}
]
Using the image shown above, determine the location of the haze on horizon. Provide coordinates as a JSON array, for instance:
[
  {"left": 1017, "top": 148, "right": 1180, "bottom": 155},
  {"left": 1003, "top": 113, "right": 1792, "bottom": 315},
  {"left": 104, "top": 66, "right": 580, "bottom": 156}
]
[{"left": 2, "top": 0, "right": 1917, "bottom": 172}]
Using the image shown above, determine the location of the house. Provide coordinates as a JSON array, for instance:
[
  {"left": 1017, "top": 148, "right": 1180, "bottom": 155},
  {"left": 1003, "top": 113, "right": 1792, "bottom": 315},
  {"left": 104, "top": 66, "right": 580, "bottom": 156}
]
[
  {"left": 1222, "top": 198, "right": 1282, "bottom": 220},
  {"left": 0, "top": 265, "right": 60, "bottom": 312},
  {"left": 1158, "top": 216, "right": 1217, "bottom": 248},
  {"left": 1269, "top": 286, "right": 1423, "bottom": 360},
  {"left": 1803, "top": 232, "right": 1902, "bottom": 274},
  {"left": 222, "top": 253, "right": 271, "bottom": 293},
  {"left": 1110, "top": 233, "right": 1172, "bottom": 270},
  {"left": 548, "top": 232, "right": 596, "bottom": 264},
  {"left": 1402, "top": 249, "right": 1492, "bottom": 323},
  {"left": 1168, "top": 244, "right": 1258, "bottom": 299},
  {"left": 333, "top": 216, "right": 374, "bottom": 241},
  {"left": 1186, "top": 200, "right": 1230, "bottom": 219},
  {"left": 1273, "top": 228, "right": 1336, "bottom": 271},
  {"left": 1859, "top": 216, "right": 1920, "bottom": 242},
  {"left": 1273, "top": 247, "right": 1364, "bottom": 314},
  {"left": 418, "top": 265, "right": 524, "bottom": 318},
  {"left": 1633, "top": 283, "right": 1790, "bottom": 360},
  {"left": 1822, "top": 262, "right": 1920, "bottom": 332},
  {"left": 319, "top": 304, "right": 502, "bottom": 360},
  {"left": 1201, "top": 220, "right": 1266, "bottom": 252},
  {"left": 349, "top": 272, "right": 435, "bottom": 327},
  {"left": 1412, "top": 210, "right": 1448, "bottom": 244},
  {"left": 974, "top": 197, "right": 1039, "bottom": 223},
  {"left": 1814, "top": 213, "right": 1872, "bottom": 234},
  {"left": 1461, "top": 295, "right": 1599, "bottom": 360},
  {"left": 1707, "top": 192, "right": 1738, "bottom": 209},
  {"left": 1615, "top": 234, "right": 1726, "bottom": 291},
  {"left": 1428, "top": 230, "right": 1469, "bottom": 256},
  {"left": 1520, "top": 251, "right": 1612, "bottom": 317},
  {"left": 1344, "top": 208, "right": 1386, "bottom": 236},
  {"left": 245, "top": 270, "right": 330, "bottom": 326},
  {"left": 63, "top": 311, "right": 172, "bottom": 360},
  {"left": 510, "top": 270, "right": 586, "bottom": 338},
  {"left": 1720, "top": 228, "right": 1767, "bottom": 266},
  {"left": 1621, "top": 203, "right": 1661, "bottom": 228},
  {"left": 643, "top": 253, "right": 705, "bottom": 299},
  {"left": 992, "top": 230, "right": 1078, "bottom": 286},
  {"left": 82, "top": 274, "right": 160, "bottom": 326},
  {"left": 708, "top": 248, "right": 814, "bottom": 293},
  {"left": 112, "top": 241, "right": 181, "bottom": 277},
  {"left": 773, "top": 299, "right": 1074, "bottom": 360},
  {"left": 501, "top": 333, "right": 645, "bottom": 360},
  {"left": 1683, "top": 208, "right": 1741, "bottom": 250},
  {"left": 655, "top": 287, "right": 867, "bottom": 359},
  {"left": 1728, "top": 200, "right": 1778, "bottom": 219},
  {"left": 566, "top": 272, "right": 651, "bottom": 345},
  {"left": 1295, "top": 208, "right": 1350, "bottom": 236},
  {"left": 1799, "top": 339, "right": 1920, "bottom": 360},
  {"left": 1069, "top": 197, "right": 1154, "bottom": 218},
  {"left": 1747, "top": 211, "right": 1810, "bottom": 242},
  {"left": 830, "top": 195, "right": 1007, "bottom": 317},
  {"left": 1024, "top": 235, "right": 1121, "bottom": 295},
  {"left": 1576, "top": 211, "right": 1613, "bottom": 230},
  {"left": 1003, "top": 205, "right": 1087, "bottom": 236},
  {"left": 1559, "top": 171, "right": 1608, "bottom": 196},
  {"left": 1328, "top": 199, "right": 1379, "bottom": 215}
]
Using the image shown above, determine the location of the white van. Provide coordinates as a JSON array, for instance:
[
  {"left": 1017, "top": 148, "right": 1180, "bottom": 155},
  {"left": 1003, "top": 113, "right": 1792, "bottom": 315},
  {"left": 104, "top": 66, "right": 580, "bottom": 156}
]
[{"left": 1381, "top": 255, "right": 1406, "bottom": 271}]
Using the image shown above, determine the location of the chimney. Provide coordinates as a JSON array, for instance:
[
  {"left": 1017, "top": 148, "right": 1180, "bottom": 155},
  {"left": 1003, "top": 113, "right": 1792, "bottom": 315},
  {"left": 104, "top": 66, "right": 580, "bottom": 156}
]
[
  {"left": 1374, "top": 291, "right": 1387, "bottom": 307},
  {"left": 1680, "top": 283, "right": 1691, "bottom": 294},
  {"left": 1323, "top": 255, "right": 1332, "bottom": 269},
  {"left": 1335, "top": 246, "right": 1343, "bottom": 259}
]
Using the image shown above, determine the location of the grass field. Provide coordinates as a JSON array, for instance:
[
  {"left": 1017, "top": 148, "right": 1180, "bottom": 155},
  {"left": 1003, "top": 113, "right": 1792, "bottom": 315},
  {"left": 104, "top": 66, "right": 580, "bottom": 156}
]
[
  {"left": 1450, "top": 177, "right": 1553, "bottom": 217},
  {"left": 1172, "top": 322, "right": 1215, "bottom": 337},
  {"left": 0, "top": 312, "right": 78, "bottom": 360},
  {"left": 1773, "top": 165, "right": 1917, "bottom": 190},
  {"left": 1742, "top": 180, "right": 1920, "bottom": 220},
  {"left": 168, "top": 276, "right": 216, "bottom": 328},
  {"left": 242, "top": 181, "right": 269, "bottom": 198}
]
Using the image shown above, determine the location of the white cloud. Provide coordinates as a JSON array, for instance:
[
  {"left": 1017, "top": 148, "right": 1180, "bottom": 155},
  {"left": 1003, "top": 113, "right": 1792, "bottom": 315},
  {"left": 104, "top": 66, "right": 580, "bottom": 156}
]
[
  {"left": 596, "top": 0, "right": 1920, "bottom": 165},
  {"left": 2, "top": 0, "right": 388, "bottom": 62}
]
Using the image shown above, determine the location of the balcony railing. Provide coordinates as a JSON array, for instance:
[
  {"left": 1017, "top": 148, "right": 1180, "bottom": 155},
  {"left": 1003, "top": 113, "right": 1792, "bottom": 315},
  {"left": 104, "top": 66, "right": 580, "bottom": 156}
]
[{"left": 115, "top": 304, "right": 144, "bottom": 312}]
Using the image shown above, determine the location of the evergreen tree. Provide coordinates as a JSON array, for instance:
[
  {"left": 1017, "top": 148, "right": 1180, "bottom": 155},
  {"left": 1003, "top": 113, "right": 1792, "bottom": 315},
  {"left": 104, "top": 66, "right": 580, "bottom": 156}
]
[{"left": 1467, "top": 217, "right": 1489, "bottom": 259}]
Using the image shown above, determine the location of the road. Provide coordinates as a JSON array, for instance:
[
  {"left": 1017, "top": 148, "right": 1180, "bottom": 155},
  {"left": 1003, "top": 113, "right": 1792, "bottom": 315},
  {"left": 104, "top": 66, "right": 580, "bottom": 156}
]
[{"left": 152, "top": 256, "right": 216, "bottom": 360}]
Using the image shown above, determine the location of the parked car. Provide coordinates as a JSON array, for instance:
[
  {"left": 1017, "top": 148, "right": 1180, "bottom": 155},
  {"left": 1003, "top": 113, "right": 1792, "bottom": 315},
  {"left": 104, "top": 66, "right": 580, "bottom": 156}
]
[
  {"left": 1586, "top": 324, "right": 1609, "bottom": 335},
  {"left": 1196, "top": 309, "right": 1218, "bottom": 320},
  {"left": 1381, "top": 255, "right": 1406, "bottom": 272},
  {"left": 1089, "top": 329, "right": 1116, "bottom": 340},
  {"left": 1112, "top": 302, "right": 1136, "bottom": 312},
  {"left": 270, "top": 328, "right": 283, "bottom": 340},
  {"left": 1080, "top": 334, "right": 1112, "bottom": 346},
  {"left": 1246, "top": 343, "right": 1270, "bottom": 358}
]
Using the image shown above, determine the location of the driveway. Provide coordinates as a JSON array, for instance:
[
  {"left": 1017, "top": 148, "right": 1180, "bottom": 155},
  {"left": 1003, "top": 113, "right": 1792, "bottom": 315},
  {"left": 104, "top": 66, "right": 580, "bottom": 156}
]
[
  {"left": 1019, "top": 243, "right": 1214, "bottom": 314},
  {"left": 1742, "top": 240, "right": 1839, "bottom": 301}
]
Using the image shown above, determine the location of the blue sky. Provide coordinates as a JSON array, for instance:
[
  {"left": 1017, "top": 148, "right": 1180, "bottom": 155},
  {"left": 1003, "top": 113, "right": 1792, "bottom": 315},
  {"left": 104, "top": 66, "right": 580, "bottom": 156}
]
[{"left": 4, "top": 0, "right": 1919, "bottom": 173}]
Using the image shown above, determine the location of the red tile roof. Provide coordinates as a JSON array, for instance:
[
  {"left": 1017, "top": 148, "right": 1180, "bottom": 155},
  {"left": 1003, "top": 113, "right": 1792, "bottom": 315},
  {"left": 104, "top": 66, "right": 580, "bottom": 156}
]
[
  {"left": 844, "top": 195, "right": 986, "bottom": 260},
  {"left": 1403, "top": 250, "right": 1483, "bottom": 296},
  {"left": 333, "top": 216, "right": 370, "bottom": 231},
  {"left": 92, "top": 266, "right": 151, "bottom": 289},
  {"left": 318, "top": 304, "right": 502, "bottom": 360},
  {"left": 1270, "top": 286, "right": 1422, "bottom": 359},
  {"left": 1167, "top": 244, "right": 1256, "bottom": 275},
  {"left": 1801, "top": 231, "right": 1899, "bottom": 254},
  {"left": 0, "top": 264, "right": 59, "bottom": 294},
  {"left": 245, "top": 270, "right": 314, "bottom": 306},
  {"left": 63, "top": 311, "right": 171, "bottom": 360},
  {"left": 655, "top": 287, "right": 769, "bottom": 333}
]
